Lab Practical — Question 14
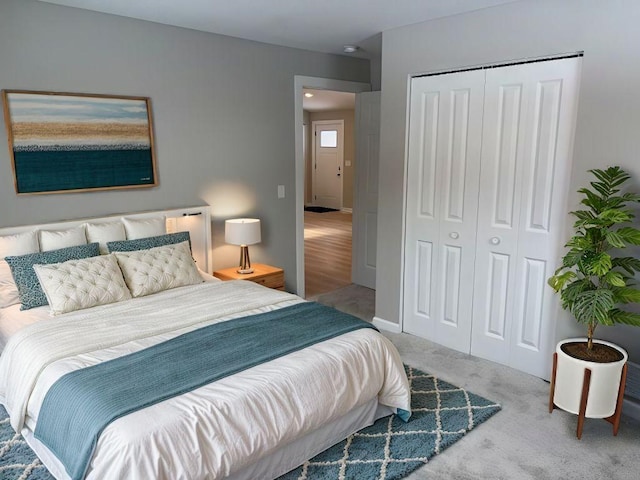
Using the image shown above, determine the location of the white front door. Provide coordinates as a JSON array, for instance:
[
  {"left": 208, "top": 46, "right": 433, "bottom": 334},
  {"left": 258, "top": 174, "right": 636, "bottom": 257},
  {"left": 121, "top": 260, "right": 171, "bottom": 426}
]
[
  {"left": 352, "top": 92, "right": 380, "bottom": 289},
  {"left": 312, "top": 120, "right": 344, "bottom": 209}
]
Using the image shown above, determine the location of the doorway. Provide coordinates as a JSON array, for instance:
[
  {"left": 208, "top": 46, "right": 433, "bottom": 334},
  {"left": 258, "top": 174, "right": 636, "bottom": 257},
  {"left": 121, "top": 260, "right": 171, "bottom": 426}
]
[
  {"left": 294, "top": 76, "right": 371, "bottom": 299},
  {"left": 303, "top": 91, "right": 353, "bottom": 298}
]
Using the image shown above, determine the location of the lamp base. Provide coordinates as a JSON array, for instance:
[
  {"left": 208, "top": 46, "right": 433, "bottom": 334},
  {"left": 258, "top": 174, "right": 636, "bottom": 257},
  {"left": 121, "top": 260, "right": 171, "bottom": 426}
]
[{"left": 237, "top": 245, "right": 253, "bottom": 274}]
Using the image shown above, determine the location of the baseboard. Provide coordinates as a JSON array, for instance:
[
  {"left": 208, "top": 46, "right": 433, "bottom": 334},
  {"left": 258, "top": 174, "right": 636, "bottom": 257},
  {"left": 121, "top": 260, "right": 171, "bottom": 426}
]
[
  {"left": 372, "top": 316, "right": 402, "bottom": 333},
  {"left": 623, "top": 397, "right": 640, "bottom": 421},
  {"left": 341, "top": 208, "right": 353, "bottom": 213}
]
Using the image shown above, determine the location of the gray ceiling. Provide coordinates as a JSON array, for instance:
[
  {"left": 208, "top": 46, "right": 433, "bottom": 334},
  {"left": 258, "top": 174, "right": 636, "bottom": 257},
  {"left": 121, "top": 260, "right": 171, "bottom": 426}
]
[{"left": 39, "top": 0, "right": 518, "bottom": 58}]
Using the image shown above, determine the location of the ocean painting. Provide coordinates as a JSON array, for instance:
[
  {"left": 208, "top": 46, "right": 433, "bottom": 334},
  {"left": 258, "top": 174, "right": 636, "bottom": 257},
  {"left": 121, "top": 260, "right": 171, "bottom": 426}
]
[{"left": 2, "top": 90, "right": 157, "bottom": 194}]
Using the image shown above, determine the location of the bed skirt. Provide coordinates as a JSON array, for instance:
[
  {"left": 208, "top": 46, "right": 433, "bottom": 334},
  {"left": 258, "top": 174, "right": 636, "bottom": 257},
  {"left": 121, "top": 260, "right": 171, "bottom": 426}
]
[{"left": 22, "top": 399, "right": 391, "bottom": 480}]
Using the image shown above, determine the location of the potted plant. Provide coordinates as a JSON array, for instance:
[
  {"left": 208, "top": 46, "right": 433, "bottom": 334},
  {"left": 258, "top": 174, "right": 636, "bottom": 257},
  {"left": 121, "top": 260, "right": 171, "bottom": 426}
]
[{"left": 547, "top": 166, "right": 640, "bottom": 438}]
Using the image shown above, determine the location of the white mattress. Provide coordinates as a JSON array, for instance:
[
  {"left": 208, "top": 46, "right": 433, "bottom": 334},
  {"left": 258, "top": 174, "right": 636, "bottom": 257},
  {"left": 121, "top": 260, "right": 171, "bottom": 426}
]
[{"left": 0, "top": 280, "right": 411, "bottom": 480}]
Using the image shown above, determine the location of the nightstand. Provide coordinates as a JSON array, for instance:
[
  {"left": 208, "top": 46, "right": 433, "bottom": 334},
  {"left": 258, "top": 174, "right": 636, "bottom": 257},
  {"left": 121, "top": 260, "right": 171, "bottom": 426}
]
[{"left": 213, "top": 263, "right": 285, "bottom": 291}]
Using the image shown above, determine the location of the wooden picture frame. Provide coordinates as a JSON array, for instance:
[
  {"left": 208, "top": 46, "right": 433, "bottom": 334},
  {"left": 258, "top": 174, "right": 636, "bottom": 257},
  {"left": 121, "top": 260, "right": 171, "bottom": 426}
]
[{"left": 1, "top": 90, "right": 157, "bottom": 195}]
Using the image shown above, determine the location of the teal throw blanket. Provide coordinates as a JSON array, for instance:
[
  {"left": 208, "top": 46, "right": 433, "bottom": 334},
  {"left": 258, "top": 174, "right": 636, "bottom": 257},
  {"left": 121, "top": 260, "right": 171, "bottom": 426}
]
[{"left": 34, "top": 302, "right": 377, "bottom": 480}]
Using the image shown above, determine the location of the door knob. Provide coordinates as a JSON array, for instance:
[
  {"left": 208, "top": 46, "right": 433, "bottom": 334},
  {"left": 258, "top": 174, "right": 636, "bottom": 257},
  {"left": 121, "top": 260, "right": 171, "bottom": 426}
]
[
  {"left": 490, "top": 237, "right": 501, "bottom": 245},
  {"left": 449, "top": 232, "right": 459, "bottom": 239}
]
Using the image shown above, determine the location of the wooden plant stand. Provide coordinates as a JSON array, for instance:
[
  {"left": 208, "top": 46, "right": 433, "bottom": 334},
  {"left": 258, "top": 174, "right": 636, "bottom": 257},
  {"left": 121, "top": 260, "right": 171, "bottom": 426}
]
[{"left": 548, "top": 352, "right": 628, "bottom": 439}]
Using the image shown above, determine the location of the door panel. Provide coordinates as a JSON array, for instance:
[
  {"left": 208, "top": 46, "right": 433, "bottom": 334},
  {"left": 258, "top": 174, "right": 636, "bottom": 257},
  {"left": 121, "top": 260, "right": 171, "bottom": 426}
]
[
  {"left": 404, "top": 70, "right": 484, "bottom": 351},
  {"left": 470, "top": 58, "right": 582, "bottom": 378},
  {"left": 353, "top": 92, "right": 380, "bottom": 289}
]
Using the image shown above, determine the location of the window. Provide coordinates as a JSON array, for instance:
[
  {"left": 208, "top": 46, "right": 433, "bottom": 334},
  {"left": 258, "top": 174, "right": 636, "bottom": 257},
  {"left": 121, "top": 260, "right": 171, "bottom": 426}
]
[{"left": 320, "top": 130, "right": 338, "bottom": 148}]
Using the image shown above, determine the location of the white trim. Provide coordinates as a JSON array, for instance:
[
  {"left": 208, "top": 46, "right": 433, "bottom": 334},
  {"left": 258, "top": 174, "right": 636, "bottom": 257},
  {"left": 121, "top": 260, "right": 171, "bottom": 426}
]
[
  {"left": 341, "top": 208, "right": 353, "bottom": 213},
  {"left": 294, "top": 76, "right": 370, "bottom": 297},
  {"left": 372, "top": 316, "right": 402, "bottom": 333}
]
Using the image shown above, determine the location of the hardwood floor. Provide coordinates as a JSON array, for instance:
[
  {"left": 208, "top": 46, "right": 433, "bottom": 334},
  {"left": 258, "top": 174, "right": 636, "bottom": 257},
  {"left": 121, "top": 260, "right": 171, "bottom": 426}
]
[{"left": 304, "top": 210, "right": 352, "bottom": 298}]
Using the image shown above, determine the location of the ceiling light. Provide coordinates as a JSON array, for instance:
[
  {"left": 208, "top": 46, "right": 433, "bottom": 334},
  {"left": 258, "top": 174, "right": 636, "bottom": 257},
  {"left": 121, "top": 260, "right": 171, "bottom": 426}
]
[
  {"left": 343, "top": 45, "right": 359, "bottom": 53},
  {"left": 304, "top": 92, "right": 314, "bottom": 98}
]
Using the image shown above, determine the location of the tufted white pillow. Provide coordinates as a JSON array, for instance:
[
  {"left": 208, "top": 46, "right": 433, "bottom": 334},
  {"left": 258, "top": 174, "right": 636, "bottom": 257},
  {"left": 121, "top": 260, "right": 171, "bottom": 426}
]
[
  {"left": 114, "top": 241, "right": 201, "bottom": 298},
  {"left": 122, "top": 216, "right": 166, "bottom": 240},
  {"left": 40, "top": 226, "right": 87, "bottom": 252},
  {"left": 86, "top": 222, "right": 126, "bottom": 254},
  {"left": 0, "top": 231, "right": 40, "bottom": 308},
  {"left": 33, "top": 254, "right": 132, "bottom": 316}
]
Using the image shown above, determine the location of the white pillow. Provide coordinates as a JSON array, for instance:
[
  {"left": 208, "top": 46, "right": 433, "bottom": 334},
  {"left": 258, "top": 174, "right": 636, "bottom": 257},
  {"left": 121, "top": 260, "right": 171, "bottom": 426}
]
[
  {"left": 114, "top": 241, "right": 201, "bottom": 298},
  {"left": 86, "top": 222, "right": 126, "bottom": 255},
  {"left": 0, "top": 231, "right": 40, "bottom": 308},
  {"left": 122, "top": 216, "right": 166, "bottom": 240},
  {"left": 0, "top": 231, "right": 40, "bottom": 257},
  {"left": 33, "top": 254, "right": 132, "bottom": 316},
  {"left": 40, "top": 226, "right": 87, "bottom": 252}
]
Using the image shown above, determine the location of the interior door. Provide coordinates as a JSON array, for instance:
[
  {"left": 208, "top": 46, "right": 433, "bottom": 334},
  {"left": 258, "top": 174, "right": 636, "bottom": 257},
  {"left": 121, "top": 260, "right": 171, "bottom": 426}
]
[
  {"left": 403, "top": 70, "right": 485, "bottom": 351},
  {"left": 312, "top": 120, "right": 344, "bottom": 209},
  {"left": 471, "top": 58, "right": 582, "bottom": 378},
  {"left": 352, "top": 92, "right": 380, "bottom": 289}
]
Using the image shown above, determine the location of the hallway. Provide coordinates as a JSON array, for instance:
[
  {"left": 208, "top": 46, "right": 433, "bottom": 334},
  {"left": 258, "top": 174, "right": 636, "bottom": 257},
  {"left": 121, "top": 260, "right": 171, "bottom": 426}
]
[{"left": 304, "top": 210, "right": 352, "bottom": 298}]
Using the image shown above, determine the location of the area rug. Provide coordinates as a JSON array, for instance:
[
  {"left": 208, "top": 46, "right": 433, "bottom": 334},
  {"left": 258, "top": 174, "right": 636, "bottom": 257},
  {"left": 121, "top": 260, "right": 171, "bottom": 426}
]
[
  {"left": 0, "top": 366, "right": 500, "bottom": 480},
  {"left": 304, "top": 206, "right": 340, "bottom": 213}
]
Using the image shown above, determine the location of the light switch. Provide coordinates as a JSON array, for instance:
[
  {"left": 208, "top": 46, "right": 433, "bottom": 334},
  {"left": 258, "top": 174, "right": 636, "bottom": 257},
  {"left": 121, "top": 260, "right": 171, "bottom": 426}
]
[
  {"left": 278, "top": 185, "right": 285, "bottom": 198},
  {"left": 345, "top": 161, "right": 352, "bottom": 167}
]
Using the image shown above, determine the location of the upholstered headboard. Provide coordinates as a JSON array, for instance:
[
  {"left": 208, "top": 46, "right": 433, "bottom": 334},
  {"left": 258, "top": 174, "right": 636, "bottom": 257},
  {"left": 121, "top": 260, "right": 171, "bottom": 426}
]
[{"left": 0, "top": 206, "right": 213, "bottom": 273}]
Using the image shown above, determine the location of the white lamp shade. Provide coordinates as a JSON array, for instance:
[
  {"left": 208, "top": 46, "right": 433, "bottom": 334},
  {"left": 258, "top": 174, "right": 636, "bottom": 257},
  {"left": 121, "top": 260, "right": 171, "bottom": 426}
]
[{"left": 225, "top": 218, "right": 261, "bottom": 246}]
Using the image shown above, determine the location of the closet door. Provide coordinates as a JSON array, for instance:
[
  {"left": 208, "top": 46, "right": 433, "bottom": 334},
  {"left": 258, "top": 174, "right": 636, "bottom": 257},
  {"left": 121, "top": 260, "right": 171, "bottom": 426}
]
[
  {"left": 403, "top": 70, "right": 484, "bottom": 351},
  {"left": 470, "top": 58, "right": 582, "bottom": 378}
]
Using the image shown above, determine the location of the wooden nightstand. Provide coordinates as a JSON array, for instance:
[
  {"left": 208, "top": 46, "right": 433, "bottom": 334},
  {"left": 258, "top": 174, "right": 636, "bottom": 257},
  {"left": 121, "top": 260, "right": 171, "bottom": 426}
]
[{"left": 213, "top": 264, "right": 285, "bottom": 291}]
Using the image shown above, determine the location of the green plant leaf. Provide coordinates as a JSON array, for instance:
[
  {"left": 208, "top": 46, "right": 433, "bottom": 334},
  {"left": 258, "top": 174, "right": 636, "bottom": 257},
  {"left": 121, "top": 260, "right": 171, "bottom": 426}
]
[
  {"left": 586, "top": 252, "right": 612, "bottom": 276},
  {"left": 621, "top": 192, "right": 640, "bottom": 203},
  {"left": 611, "top": 287, "right": 640, "bottom": 303},
  {"left": 599, "top": 209, "right": 632, "bottom": 224},
  {"left": 590, "top": 181, "right": 611, "bottom": 198},
  {"left": 611, "top": 257, "right": 640, "bottom": 274},
  {"left": 571, "top": 209, "right": 596, "bottom": 221},
  {"left": 571, "top": 289, "right": 615, "bottom": 325},
  {"left": 603, "top": 271, "right": 626, "bottom": 287},
  {"left": 616, "top": 227, "right": 640, "bottom": 245},
  {"left": 547, "top": 271, "right": 577, "bottom": 292},
  {"left": 560, "top": 279, "right": 593, "bottom": 311},
  {"left": 561, "top": 249, "right": 584, "bottom": 268},
  {"left": 609, "top": 309, "right": 640, "bottom": 327},
  {"left": 605, "top": 230, "right": 625, "bottom": 248}
]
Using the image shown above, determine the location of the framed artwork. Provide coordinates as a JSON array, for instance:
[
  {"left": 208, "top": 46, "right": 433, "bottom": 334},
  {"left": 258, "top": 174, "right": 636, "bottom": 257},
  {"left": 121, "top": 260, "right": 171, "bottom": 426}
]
[{"left": 1, "top": 90, "right": 157, "bottom": 195}]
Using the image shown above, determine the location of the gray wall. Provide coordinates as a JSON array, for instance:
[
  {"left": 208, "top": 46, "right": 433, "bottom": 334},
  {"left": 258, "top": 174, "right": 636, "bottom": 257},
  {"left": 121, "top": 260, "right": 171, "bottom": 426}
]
[
  {"left": 377, "top": 0, "right": 640, "bottom": 359},
  {"left": 0, "top": 0, "right": 370, "bottom": 291}
]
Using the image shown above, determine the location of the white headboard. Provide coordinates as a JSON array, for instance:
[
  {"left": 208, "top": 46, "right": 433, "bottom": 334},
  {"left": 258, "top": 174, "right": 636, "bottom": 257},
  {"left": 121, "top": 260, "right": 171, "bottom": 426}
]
[{"left": 0, "top": 206, "right": 213, "bottom": 273}]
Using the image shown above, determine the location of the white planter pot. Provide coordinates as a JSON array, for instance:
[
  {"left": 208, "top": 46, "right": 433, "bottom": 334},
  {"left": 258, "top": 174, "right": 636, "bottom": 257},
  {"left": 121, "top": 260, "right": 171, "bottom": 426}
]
[{"left": 553, "top": 338, "right": 628, "bottom": 418}]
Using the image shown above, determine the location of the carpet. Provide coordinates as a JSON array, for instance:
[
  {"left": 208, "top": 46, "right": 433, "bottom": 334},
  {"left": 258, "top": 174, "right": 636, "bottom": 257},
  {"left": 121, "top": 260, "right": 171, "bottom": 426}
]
[
  {"left": 304, "top": 206, "right": 340, "bottom": 213},
  {"left": 0, "top": 366, "right": 500, "bottom": 480}
]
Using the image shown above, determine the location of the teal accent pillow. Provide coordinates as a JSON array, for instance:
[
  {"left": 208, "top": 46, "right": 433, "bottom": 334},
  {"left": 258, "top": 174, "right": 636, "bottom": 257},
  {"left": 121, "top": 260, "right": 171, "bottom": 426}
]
[
  {"left": 6, "top": 242, "right": 100, "bottom": 310},
  {"left": 107, "top": 231, "right": 191, "bottom": 253}
]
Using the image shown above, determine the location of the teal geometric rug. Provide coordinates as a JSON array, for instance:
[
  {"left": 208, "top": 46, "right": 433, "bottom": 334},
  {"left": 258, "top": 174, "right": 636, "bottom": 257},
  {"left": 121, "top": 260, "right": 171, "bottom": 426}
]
[{"left": 0, "top": 365, "right": 500, "bottom": 480}]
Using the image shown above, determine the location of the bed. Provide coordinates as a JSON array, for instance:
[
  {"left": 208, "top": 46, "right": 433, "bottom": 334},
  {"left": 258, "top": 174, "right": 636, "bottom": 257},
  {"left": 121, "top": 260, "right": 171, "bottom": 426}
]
[{"left": 0, "top": 207, "right": 411, "bottom": 480}]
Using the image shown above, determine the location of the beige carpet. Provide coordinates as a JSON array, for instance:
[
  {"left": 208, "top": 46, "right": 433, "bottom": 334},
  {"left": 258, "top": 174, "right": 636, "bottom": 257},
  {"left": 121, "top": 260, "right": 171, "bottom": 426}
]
[{"left": 316, "top": 284, "right": 640, "bottom": 480}]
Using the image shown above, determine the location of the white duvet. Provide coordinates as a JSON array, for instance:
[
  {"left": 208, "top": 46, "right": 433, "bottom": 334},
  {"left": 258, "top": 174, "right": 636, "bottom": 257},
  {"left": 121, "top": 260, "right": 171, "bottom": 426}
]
[{"left": 0, "top": 280, "right": 411, "bottom": 479}]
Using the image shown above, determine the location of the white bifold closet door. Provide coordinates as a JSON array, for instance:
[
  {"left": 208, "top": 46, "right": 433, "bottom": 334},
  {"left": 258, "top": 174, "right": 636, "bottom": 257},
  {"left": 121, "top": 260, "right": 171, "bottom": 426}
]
[{"left": 403, "top": 57, "right": 581, "bottom": 378}]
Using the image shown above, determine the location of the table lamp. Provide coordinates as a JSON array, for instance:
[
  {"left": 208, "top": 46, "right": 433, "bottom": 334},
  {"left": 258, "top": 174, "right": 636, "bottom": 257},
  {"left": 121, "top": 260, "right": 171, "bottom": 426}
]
[{"left": 225, "top": 218, "right": 261, "bottom": 274}]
